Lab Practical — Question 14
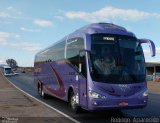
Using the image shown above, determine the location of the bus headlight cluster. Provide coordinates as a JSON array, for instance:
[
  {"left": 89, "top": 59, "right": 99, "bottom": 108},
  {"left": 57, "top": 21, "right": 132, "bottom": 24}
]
[
  {"left": 142, "top": 90, "right": 148, "bottom": 97},
  {"left": 88, "top": 91, "right": 106, "bottom": 99}
]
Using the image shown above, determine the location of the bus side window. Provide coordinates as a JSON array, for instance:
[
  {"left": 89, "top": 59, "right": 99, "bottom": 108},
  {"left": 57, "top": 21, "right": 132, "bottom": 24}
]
[{"left": 66, "top": 37, "right": 84, "bottom": 69}]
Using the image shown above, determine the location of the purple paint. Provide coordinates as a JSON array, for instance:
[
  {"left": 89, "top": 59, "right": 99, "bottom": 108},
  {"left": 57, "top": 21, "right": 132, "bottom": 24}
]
[{"left": 34, "top": 23, "right": 156, "bottom": 111}]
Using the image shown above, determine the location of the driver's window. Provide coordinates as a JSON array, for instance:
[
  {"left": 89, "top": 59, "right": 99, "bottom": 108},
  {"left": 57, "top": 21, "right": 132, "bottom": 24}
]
[
  {"left": 66, "top": 37, "right": 84, "bottom": 69},
  {"left": 134, "top": 43, "right": 145, "bottom": 73},
  {"left": 135, "top": 44, "right": 144, "bottom": 62}
]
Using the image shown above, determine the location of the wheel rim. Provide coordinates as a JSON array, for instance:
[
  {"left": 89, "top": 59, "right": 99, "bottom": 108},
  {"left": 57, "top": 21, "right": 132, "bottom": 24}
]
[
  {"left": 71, "top": 95, "right": 76, "bottom": 110},
  {"left": 41, "top": 90, "right": 44, "bottom": 97},
  {"left": 38, "top": 86, "right": 41, "bottom": 94}
]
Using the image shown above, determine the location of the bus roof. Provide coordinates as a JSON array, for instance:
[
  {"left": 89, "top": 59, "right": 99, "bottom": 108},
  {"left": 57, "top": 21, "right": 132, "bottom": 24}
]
[
  {"left": 3, "top": 66, "right": 11, "bottom": 69},
  {"left": 36, "top": 23, "right": 136, "bottom": 55},
  {"left": 70, "top": 23, "right": 136, "bottom": 38},
  {"left": 0, "top": 64, "right": 11, "bottom": 69}
]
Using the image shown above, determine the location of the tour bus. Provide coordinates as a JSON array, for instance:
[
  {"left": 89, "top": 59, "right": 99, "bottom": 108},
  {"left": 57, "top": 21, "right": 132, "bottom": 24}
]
[
  {"left": 0, "top": 65, "right": 14, "bottom": 76},
  {"left": 34, "top": 23, "right": 156, "bottom": 113}
]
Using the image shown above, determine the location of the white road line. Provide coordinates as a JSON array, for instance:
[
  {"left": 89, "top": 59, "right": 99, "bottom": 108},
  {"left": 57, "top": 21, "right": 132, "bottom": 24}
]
[
  {"left": 4, "top": 76, "right": 80, "bottom": 123},
  {"left": 149, "top": 91, "right": 160, "bottom": 95}
]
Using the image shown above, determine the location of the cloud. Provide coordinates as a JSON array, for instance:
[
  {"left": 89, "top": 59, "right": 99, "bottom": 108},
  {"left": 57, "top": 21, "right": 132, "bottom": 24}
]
[
  {"left": 0, "top": 32, "right": 20, "bottom": 42},
  {"left": 54, "top": 16, "right": 64, "bottom": 21},
  {"left": 0, "top": 6, "right": 22, "bottom": 19},
  {"left": 18, "top": 42, "right": 42, "bottom": 51},
  {"left": 62, "top": 6, "right": 160, "bottom": 22},
  {"left": 34, "top": 19, "right": 53, "bottom": 27},
  {"left": 20, "top": 27, "right": 41, "bottom": 32},
  {"left": 0, "top": 40, "right": 8, "bottom": 46},
  {"left": 0, "top": 32, "right": 10, "bottom": 39},
  {"left": 0, "top": 12, "right": 10, "bottom": 18},
  {"left": 0, "top": 32, "right": 13, "bottom": 46},
  {"left": 0, "top": 32, "right": 12, "bottom": 44},
  {"left": 0, "top": 31, "right": 41, "bottom": 52},
  {"left": 0, "top": 40, "right": 42, "bottom": 52},
  {"left": 0, "top": 56, "right": 9, "bottom": 64}
]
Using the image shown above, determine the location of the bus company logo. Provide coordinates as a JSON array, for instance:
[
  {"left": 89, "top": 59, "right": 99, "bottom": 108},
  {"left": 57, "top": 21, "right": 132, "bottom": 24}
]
[{"left": 118, "top": 84, "right": 128, "bottom": 92}]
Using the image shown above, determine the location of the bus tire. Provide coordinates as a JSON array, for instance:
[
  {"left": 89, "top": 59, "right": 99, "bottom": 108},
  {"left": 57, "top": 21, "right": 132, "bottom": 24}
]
[
  {"left": 38, "top": 83, "right": 47, "bottom": 99},
  {"left": 70, "top": 92, "right": 80, "bottom": 113},
  {"left": 38, "top": 83, "right": 41, "bottom": 95}
]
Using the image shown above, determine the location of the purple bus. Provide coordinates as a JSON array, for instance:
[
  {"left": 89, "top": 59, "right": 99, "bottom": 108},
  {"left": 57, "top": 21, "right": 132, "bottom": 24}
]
[{"left": 34, "top": 23, "right": 156, "bottom": 113}]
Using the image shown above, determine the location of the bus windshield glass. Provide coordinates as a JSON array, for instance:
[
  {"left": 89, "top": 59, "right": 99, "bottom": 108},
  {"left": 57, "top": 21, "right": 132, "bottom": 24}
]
[
  {"left": 89, "top": 34, "right": 146, "bottom": 84},
  {"left": 5, "top": 68, "right": 13, "bottom": 74}
]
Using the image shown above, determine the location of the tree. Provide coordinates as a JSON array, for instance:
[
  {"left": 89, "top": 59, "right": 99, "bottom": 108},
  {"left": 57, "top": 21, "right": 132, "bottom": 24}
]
[{"left": 6, "top": 59, "right": 18, "bottom": 69}]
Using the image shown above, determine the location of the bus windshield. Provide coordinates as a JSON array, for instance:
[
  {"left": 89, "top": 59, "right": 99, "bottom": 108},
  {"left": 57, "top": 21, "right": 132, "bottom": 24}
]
[
  {"left": 89, "top": 34, "right": 146, "bottom": 84},
  {"left": 5, "top": 68, "right": 13, "bottom": 74}
]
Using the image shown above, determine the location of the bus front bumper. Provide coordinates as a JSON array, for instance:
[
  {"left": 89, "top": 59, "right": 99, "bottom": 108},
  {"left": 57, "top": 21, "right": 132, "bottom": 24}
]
[{"left": 87, "top": 96, "right": 148, "bottom": 111}]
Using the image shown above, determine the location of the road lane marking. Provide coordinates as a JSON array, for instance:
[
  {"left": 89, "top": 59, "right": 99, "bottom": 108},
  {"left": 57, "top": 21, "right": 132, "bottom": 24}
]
[{"left": 4, "top": 76, "right": 80, "bottom": 123}]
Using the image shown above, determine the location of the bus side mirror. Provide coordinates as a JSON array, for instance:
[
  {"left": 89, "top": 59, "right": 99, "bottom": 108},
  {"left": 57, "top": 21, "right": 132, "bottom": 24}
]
[{"left": 138, "top": 39, "right": 156, "bottom": 57}]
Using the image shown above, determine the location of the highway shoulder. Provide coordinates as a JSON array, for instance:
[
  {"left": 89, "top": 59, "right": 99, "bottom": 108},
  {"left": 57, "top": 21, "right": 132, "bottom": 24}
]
[{"left": 0, "top": 72, "right": 76, "bottom": 123}]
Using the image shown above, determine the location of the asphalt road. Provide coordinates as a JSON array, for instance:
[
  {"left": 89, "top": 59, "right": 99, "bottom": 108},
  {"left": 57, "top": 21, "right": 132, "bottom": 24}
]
[{"left": 7, "top": 73, "right": 160, "bottom": 123}]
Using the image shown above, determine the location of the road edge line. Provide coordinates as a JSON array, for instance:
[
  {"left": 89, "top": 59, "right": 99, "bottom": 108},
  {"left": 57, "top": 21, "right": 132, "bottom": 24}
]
[{"left": 4, "top": 75, "right": 80, "bottom": 123}]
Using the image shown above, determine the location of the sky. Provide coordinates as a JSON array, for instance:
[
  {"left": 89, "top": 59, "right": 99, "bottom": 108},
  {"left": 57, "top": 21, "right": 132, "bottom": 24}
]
[{"left": 0, "top": 0, "right": 160, "bottom": 67}]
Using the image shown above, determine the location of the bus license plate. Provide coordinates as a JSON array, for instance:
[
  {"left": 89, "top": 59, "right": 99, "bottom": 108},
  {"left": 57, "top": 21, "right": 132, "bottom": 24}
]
[{"left": 119, "top": 102, "right": 128, "bottom": 106}]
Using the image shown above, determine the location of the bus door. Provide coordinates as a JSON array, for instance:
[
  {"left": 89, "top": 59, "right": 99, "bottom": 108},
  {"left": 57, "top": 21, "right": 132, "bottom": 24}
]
[{"left": 78, "top": 50, "right": 88, "bottom": 108}]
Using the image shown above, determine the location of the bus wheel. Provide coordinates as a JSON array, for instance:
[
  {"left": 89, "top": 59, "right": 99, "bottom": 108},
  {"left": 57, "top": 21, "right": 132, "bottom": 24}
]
[
  {"left": 38, "top": 84, "right": 47, "bottom": 99},
  {"left": 70, "top": 92, "right": 80, "bottom": 113},
  {"left": 38, "top": 83, "right": 41, "bottom": 95}
]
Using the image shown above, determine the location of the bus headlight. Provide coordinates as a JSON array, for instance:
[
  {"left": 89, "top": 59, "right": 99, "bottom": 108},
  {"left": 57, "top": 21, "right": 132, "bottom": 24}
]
[
  {"left": 88, "top": 91, "right": 106, "bottom": 99},
  {"left": 143, "top": 90, "right": 148, "bottom": 97}
]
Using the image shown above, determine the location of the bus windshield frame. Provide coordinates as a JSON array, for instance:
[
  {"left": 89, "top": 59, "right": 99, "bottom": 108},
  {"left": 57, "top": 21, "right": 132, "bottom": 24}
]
[{"left": 89, "top": 34, "right": 146, "bottom": 84}]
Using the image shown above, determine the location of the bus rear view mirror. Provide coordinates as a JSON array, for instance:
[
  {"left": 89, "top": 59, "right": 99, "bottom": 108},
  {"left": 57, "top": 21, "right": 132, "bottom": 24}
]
[{"left": 138, "top": 39, "right": 156, "bottom": 57}]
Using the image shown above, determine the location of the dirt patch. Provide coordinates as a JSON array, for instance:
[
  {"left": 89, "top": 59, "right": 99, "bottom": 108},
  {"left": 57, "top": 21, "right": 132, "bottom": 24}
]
[
  {"left": 148, "top": 81, "right": 160, "bottom": 94},
  {"left": 0, "top": 72, "right": 74, "bottom": 123}
]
